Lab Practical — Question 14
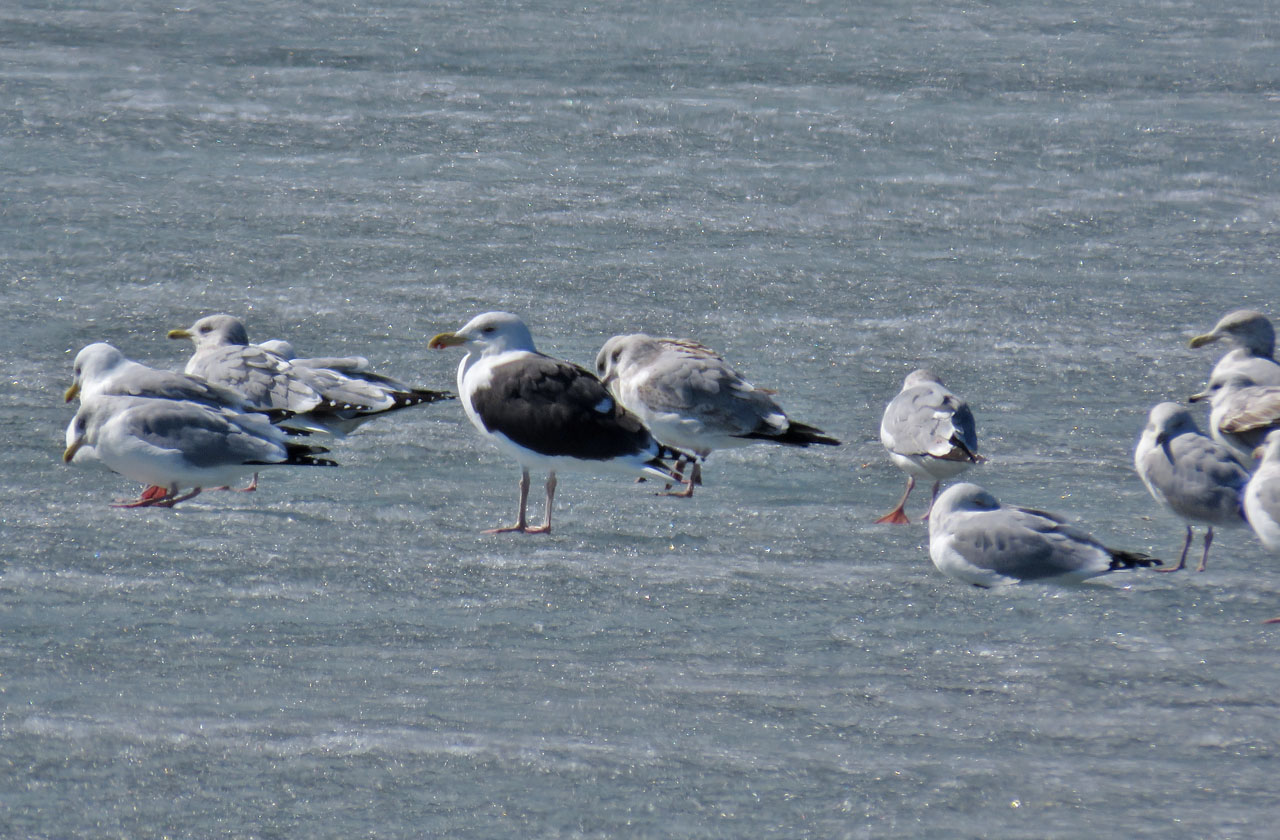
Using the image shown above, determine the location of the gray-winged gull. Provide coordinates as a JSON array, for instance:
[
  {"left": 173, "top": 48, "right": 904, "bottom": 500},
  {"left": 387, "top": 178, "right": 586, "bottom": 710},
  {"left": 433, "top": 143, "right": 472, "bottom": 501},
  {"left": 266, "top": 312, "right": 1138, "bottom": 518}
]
[
  {"left": 63, "top": 394, "right": 337, "bottom": 508},
  {"left": 1134, "top": 402, "right": 1249, "bottom": 572},
  {"left": 168, "top": 314, "right": 453, "bottom": 435},
  {"left": 876, "top": 369, "right": 983, "bottom": 524},
  {"left": 927, "top": 482, "right": 1160, "bottom": 587},
  {"left": 1189, "top": 309, "right": 1280, "bottom": 388},
  {"left": 593, "top": 333, "right": 839, "bottom": 496}
]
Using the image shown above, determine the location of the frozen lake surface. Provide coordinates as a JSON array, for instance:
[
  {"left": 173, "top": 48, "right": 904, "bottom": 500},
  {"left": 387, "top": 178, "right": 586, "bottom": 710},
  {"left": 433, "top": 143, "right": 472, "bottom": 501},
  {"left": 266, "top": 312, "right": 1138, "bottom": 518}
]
[{"left": 3, "top": 1, "right": 1279, "bottom": 836}]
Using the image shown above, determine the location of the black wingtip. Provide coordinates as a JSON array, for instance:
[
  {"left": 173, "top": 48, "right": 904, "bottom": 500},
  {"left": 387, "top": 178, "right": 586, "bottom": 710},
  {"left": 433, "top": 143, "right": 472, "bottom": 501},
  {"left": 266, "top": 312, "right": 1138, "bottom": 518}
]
[{"left": 1109, "top": 550, "right": 1162, "bottom": 571}]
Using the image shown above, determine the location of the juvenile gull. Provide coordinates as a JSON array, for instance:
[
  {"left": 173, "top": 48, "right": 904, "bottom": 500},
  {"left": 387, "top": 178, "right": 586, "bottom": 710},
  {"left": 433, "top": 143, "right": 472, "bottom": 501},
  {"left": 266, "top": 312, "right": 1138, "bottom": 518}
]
[
  {"left": 927, "top": 482, "right": 1160, "bottom": 587},
  {"left": 1134, "top": 402, "right": 1249, "bottom": 572},
  {"left": 876, "top": 369, "right": 982, "bottom": 524},
  {"left": 429, "top": 312, "right": 687, "bottom": 533},
  {"left": 1190, "top": 372, "right": 1280, "bottom": 465},
  {"left": 594, "top": 333, "right": 839, "bottom": 496},
  {"left": 63, "top": 394, "right": 337, "bottom": 508},
  {"left": 168, "top": 314, "right": 453, "bottom": 435},
  {"left": 1189, "top": 309, "right": 1280, "bottom": 388}
]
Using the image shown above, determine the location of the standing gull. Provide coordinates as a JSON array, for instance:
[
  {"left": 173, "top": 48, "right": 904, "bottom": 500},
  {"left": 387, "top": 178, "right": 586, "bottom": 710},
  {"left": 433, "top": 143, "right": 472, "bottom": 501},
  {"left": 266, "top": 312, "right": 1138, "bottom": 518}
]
[
  {"left": 593, "top": 333, "right": 839, "bottom": 496},
  {"left": 927, "top": 483, "right": 1160, "bottom": 587},
  {"left": 64, "top": 394, "right": 337, "bottom": 508},
  {"left": 1189, "top": 309, "right": 1280, "bottom": 388},
  {"left": 168, "top": 314, "right": 453, "bottom": 435},
  {"left": 876, "top": 369, "right": 982, "bottom": 524},
  {"left": 1134, "top": 402, "right": 1249, "bottom": 572},
  {"left": 429, "top": 312, "right": 687, "bottom": 533}
]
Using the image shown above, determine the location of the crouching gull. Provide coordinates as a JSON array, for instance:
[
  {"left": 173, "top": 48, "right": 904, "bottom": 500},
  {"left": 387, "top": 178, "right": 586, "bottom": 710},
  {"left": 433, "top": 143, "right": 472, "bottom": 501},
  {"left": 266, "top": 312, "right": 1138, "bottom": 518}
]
[
  {"left": 1134, "top": 402, "right": 1249, "bottom": 572},
  {"left": 593, "top": 333, "right": 839, "bottom": 496},
  {"left": 168, "top": 314, "right": 453, "bottom": 435},
  {"left": 927, "top": 483, "right": 1161, "bottom": 587},
  {"left": 428, "top": 312, "right": 688, "bottom": 533},
  {"left": 65, "top": 341, "right": 289, "bottom": 498},
  {"left": 1189, "top": 309, "right": 1280, "bottom": 388},
  {"left": 877, "top": 369, "right": 983, "bottom": 524},
  {"left": 63, "top": 394, "right": 337, "bottom": 508}
]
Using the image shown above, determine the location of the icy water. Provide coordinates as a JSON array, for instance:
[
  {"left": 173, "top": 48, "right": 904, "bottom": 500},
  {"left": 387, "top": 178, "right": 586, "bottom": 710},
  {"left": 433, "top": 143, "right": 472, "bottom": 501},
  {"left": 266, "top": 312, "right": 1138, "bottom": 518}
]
[{"left": 3, "top": 0, "right": 1280, "bottom": 837}]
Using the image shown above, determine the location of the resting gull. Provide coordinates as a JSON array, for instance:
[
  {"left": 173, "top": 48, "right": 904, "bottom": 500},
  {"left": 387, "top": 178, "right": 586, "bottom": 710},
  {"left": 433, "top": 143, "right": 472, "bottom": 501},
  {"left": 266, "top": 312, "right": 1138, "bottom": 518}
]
[
  {"left": 927, "top": 482, "right": 1160, "bottom": 587},
  {"left": 1134, "top": 402, "right": 1249, "bottom": 572},
  {"left": 63, "top": 394, "right": 337, "bottom": 508},
  {"left": 168, "top": 314, "right": 453, "bottom": 435},
  {"left": 1189, "top": 309, "right": 1280, "bottom": 388},
  {"left": 429, "top": 312, "right": 687, "bottom": 533},
  {"left": 593, "top": 333, "right": 839, "bottom": 496},
  {"left": 876, "top": 369, "right": 983, "bottom": 524}
]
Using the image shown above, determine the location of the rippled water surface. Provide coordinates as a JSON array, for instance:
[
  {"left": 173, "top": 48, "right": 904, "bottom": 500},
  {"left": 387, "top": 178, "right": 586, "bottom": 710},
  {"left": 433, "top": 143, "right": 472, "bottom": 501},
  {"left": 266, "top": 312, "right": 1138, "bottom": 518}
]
[{"left": 3, "top": 1, "right": 1279, "bottom": 837}]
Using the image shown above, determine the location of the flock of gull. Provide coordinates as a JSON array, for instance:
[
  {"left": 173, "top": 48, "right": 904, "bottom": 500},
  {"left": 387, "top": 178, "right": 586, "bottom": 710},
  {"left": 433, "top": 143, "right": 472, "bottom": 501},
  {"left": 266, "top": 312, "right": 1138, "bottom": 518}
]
[{"left": 60, "top": 308, "right": 1280, "bottom": 592}]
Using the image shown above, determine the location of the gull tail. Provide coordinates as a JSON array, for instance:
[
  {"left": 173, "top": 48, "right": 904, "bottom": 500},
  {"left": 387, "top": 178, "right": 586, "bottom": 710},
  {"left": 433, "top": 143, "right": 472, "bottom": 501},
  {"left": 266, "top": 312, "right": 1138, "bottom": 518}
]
[
  {"left": 1107, "top": 549, "right": 1162, "bottom": 571},
  {"left": 250, "top": 442, "right": 340, "bottom": 467},
  {"left": 738, "top": 420, "right": 841, "bottom": 447}
]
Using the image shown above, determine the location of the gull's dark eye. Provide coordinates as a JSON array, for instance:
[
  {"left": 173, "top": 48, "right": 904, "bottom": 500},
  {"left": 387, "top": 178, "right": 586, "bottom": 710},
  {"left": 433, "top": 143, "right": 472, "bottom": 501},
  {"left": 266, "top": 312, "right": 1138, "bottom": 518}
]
[
  {"left": 481, "top": 325, "right": 496, "bottom": 334},
  {"left": 198, "top": 325, "right": 211, "bottom": 334},
  {"left": 611, "top": 349, "right": 622, "bottom": 363}
]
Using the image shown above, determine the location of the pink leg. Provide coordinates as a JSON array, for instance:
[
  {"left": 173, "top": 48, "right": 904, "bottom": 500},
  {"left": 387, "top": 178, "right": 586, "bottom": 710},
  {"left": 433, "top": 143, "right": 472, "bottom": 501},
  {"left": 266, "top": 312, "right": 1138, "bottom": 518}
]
[
  {"left": 920, "top": 481, "right": 942, "bottom": 522},
  {"left": 486, "top": 469, "right": 536, "bottom": 533},
  {"left": 524, "top": 471, "right": 556, "bottom": 534},
  {"left": 875, "top": 476, "right": 915, "bottom": 524},
  {"left": 1156, "top": 525, "right": 1194, "bottom": 573}
]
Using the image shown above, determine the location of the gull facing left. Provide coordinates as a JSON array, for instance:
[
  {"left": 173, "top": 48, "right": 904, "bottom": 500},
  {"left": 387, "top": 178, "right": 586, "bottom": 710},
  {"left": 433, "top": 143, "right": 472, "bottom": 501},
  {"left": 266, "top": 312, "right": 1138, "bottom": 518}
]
[
  {"left": 64, "top": 394, "right": 337, "bottom": 508},
  {"left": 429, "top": 312, "right": 687, "bottom": 534},
  {"left": 927, "top": 483, "right": 1161, "bottom": 587}
]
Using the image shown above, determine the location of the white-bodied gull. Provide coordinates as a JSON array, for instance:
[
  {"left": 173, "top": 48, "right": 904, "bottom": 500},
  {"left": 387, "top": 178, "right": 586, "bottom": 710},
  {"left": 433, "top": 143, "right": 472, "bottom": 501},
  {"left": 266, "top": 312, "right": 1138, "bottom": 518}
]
[
  {"left": 168, "top": 314, "right": 452, "bottom": 435},
  {"left": 1189, "top": 371, "right": 1280, "bottom": 465},
  {"left": 1134, "top": 402, "right": 1249, "bottom": 572},
  {"left": 877, "top": 369, "right": 983, "bottom": 524},
  {"left": 927, "top": 482, "right": 1160, "bottom": 587},
  {"left": 1189, "top": 309, "right": 1280, "bottom": 388},
  {"left": 593, "top": 333, "right": 839, "bottom": 496},
  {"left": 429, "top": 312, "right": 687, "bottom": 533},
  {"left": 63, "top": 394, "right": 337, "bottom": 508}
]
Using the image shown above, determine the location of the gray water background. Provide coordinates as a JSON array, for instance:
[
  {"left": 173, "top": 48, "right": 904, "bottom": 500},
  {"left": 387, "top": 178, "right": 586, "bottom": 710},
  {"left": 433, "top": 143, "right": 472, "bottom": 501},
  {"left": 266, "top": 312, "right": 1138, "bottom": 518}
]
[{"left": 2, "top": 0, "right": 1279, "bottom": 837}]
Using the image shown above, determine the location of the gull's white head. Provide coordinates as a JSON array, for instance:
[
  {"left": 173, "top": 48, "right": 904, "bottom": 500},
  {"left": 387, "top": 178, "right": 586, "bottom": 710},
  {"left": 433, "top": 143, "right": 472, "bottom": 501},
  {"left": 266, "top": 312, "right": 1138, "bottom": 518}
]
[
  {"left": 1144, "top": 401, "right": 1201, "bottom": 443},
  {"left": 65, "top": 342, "right": 128, "bottom": 402},
  {"left": 928, "top": 482, "right": 1001, "bottom": 534},
  {"left": 1189, "top": 369, "right": 1260, "bottom": 404},
  {"left": 1190, "top": 309, "right": 1275, "bottom": 357},
  {"left": 428, "top": 311, "right": 537, "bottom": 356},
  {"left": 594, "top": 334, "right": 656, "bottom": 386},
  {"left": 168, "top": 314, "right": 251, "bottom": 350}
]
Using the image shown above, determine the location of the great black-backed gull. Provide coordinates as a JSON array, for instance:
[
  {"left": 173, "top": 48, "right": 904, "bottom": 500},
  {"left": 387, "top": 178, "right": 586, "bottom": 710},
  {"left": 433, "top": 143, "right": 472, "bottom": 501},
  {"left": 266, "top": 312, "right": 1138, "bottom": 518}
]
[
  {"left": 928, "top": 483, "right": 1160, "bottom": 587},
  {"left": 593, "top": 333, "right": 839, "bottom": 496},
  {"left": 877, "top": 369, "right": 982, "bottom": 524},
  {"left": 1134, "top": 402, "right": 1249, "bottom": 572},
  {"left": 428, "top": 312, "right": 686, "bottom": 533},
  {"left": 63, "top": 394, "right": 337, "bottom": 508},
  {"left": 168, "top": 314, "right": 453, "bottom": 435}
]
